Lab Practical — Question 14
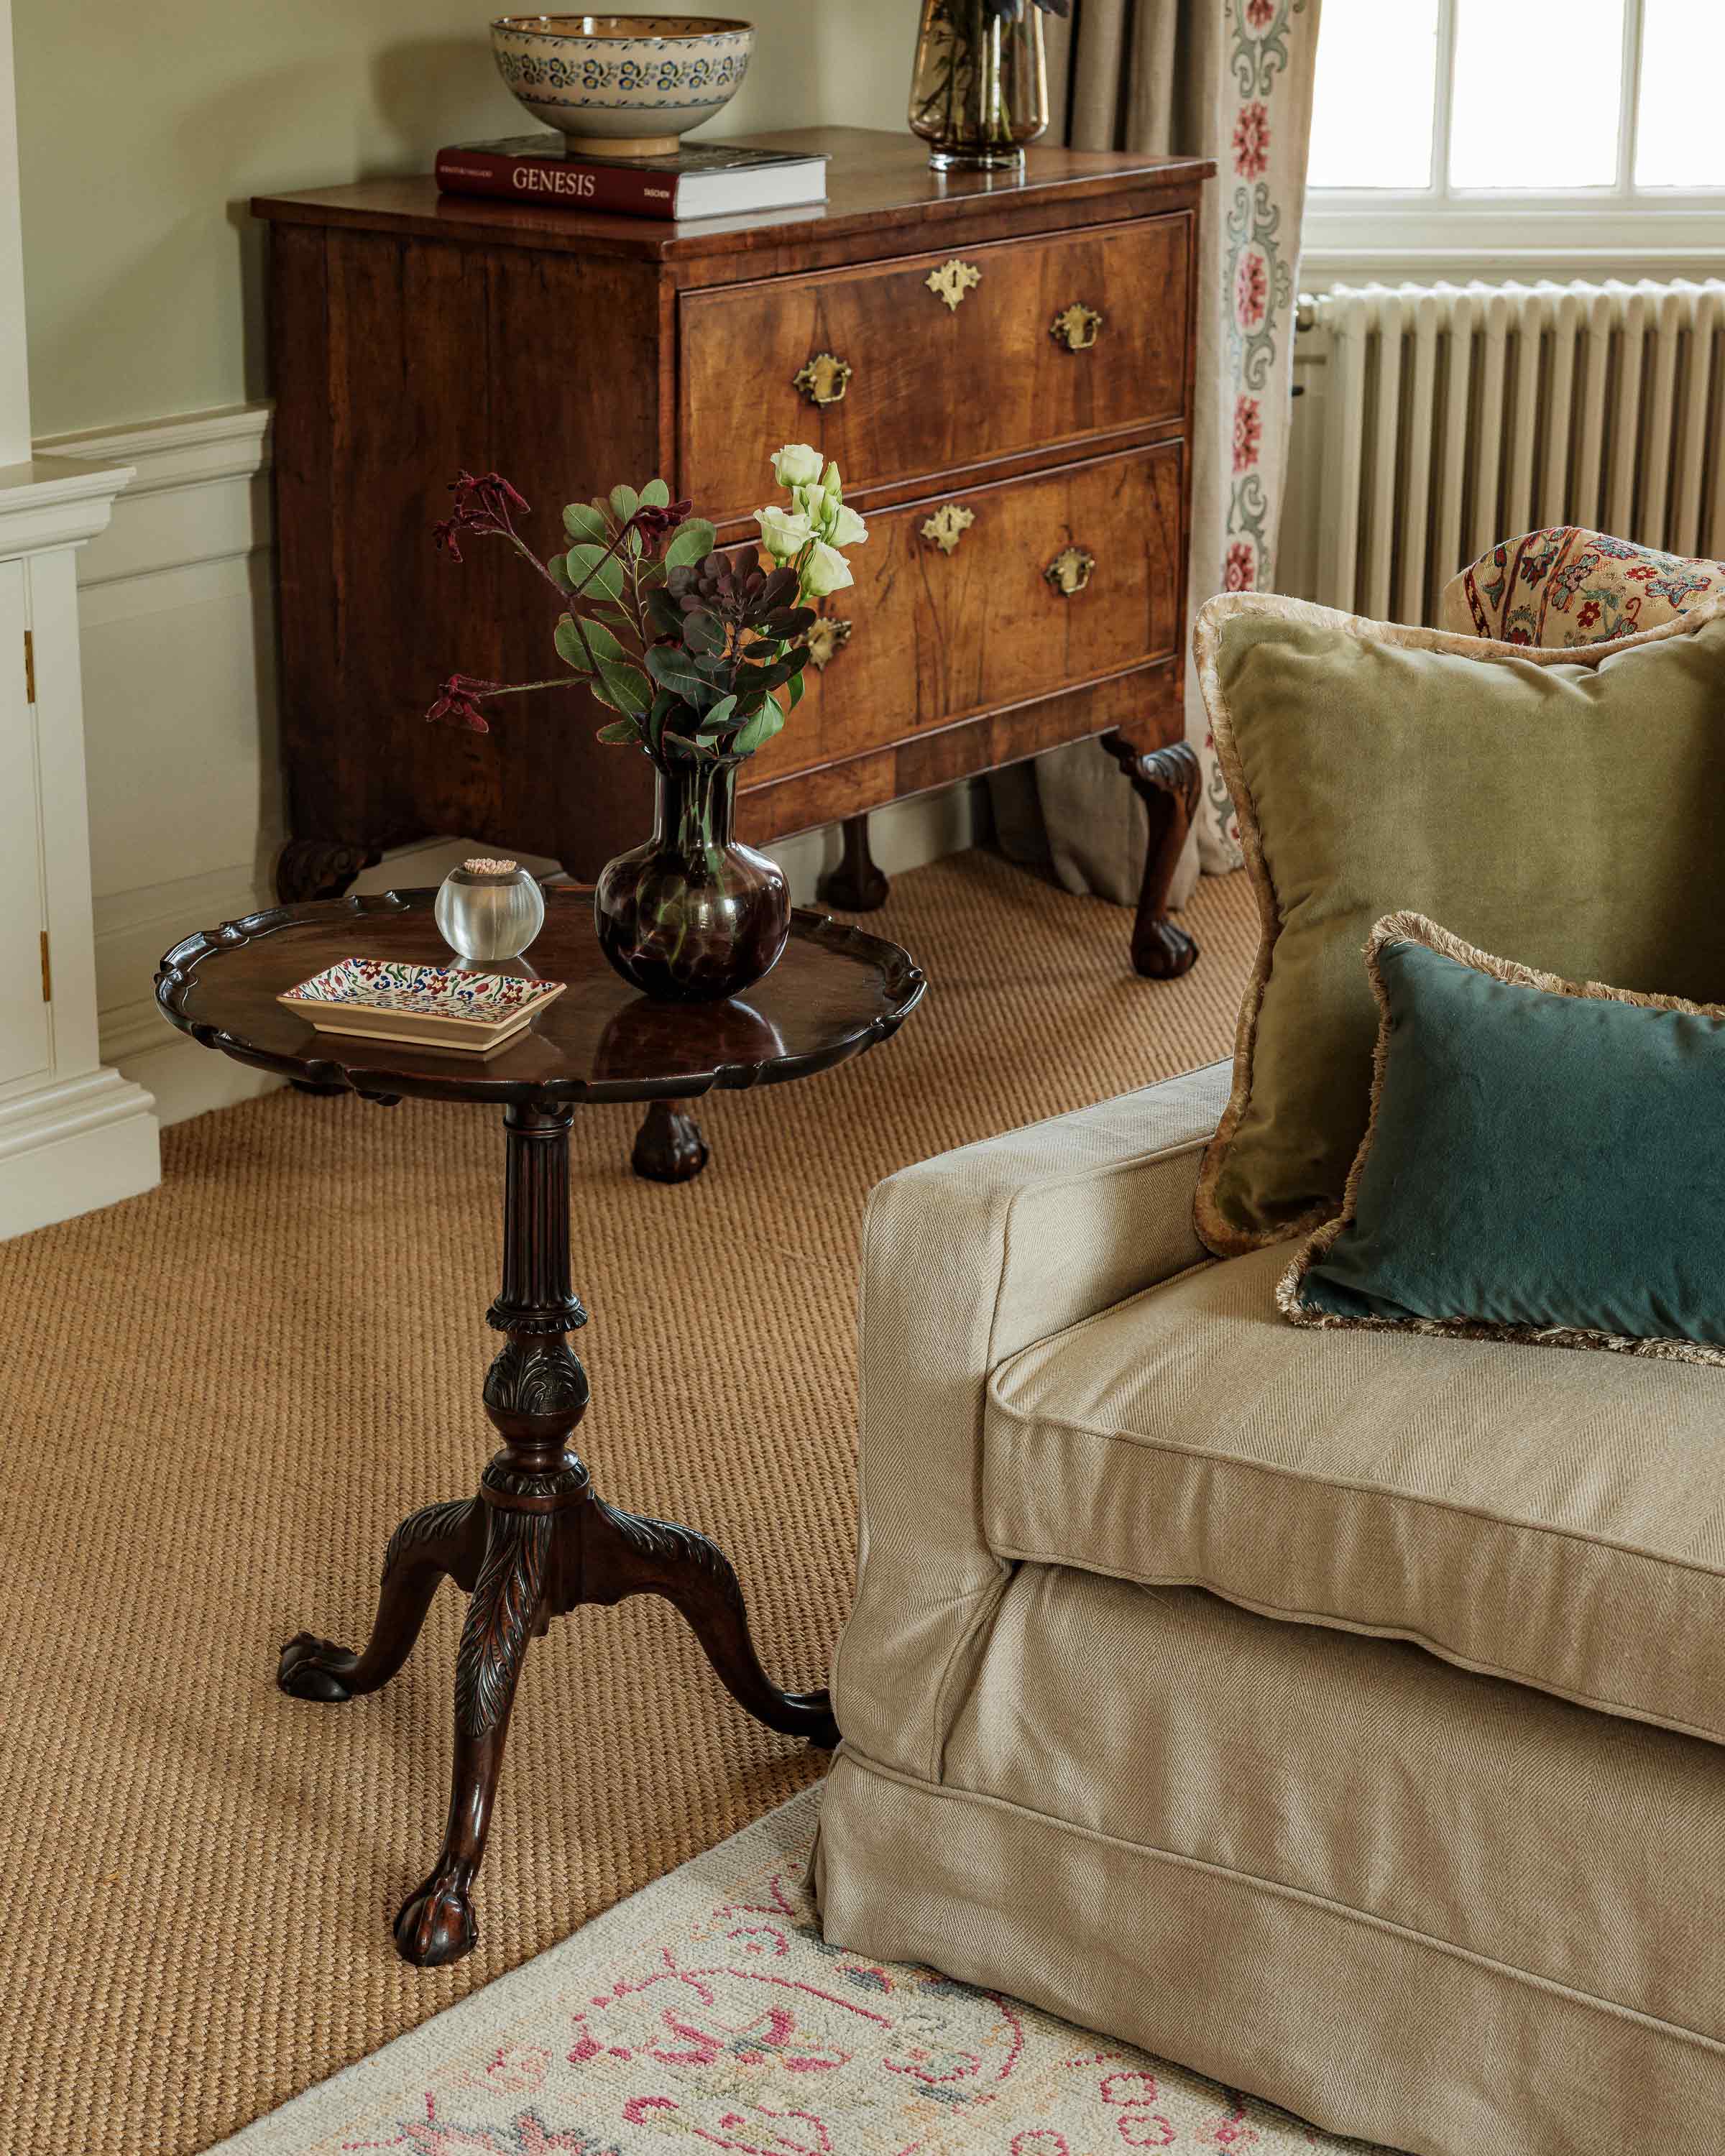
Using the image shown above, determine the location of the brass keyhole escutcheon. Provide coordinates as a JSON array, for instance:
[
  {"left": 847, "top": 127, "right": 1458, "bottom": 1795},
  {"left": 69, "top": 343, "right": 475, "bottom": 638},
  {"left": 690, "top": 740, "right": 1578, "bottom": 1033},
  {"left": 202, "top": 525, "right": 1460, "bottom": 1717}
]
[
  {"left": 794, "top": 351, "right": 853, "bottom": 407},
  {"left": 807, "top": 617, "right": 853, "bottom": 670},
  {"left": 1044, "top": 544, "right": 1095, "bottom": 596},
  {"left": 1051, "top": 303, "right": 1104, "bottom": 352},
  {"left": 921, "top": 503, "right": 976, "bottom": 555},
  {"left": 926, "top": 258, "right": 983, "bottom": 312}
]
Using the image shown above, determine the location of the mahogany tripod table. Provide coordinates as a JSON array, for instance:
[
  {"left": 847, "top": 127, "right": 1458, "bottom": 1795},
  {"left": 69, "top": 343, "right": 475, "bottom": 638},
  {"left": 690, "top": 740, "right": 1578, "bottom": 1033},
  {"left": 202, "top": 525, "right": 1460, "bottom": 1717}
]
[{"left": 155, "top": 888, "right": 924, "bottom": 1966}]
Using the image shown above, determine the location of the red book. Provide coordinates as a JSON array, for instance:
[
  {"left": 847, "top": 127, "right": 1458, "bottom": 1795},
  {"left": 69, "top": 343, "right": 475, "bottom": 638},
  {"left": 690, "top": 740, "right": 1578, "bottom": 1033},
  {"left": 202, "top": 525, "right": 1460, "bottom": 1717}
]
[{"left": 433, "top": 138, "right": 827, "bottom": 222}]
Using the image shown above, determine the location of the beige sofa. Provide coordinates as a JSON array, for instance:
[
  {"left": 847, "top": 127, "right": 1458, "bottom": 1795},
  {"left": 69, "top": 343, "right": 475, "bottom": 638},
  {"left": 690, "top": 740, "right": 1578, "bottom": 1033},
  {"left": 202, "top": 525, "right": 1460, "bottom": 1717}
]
[{"left": 811, "top": 1059, "right": 1725, "bottom": 2156}]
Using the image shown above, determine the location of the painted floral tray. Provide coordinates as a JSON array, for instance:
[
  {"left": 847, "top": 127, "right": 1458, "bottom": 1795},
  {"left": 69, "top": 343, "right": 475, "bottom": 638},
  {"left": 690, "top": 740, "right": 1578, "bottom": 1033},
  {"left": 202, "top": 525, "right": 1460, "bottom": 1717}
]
[{"left": 277, "top": 958, "right": 566, "bottom": 1054}]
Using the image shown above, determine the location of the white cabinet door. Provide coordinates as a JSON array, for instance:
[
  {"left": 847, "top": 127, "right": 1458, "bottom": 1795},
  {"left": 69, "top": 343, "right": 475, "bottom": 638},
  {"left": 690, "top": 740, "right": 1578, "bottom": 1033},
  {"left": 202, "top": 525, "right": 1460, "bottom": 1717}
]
[{"left": 0, "top": 557, "right": 50, "bottom": 1087}]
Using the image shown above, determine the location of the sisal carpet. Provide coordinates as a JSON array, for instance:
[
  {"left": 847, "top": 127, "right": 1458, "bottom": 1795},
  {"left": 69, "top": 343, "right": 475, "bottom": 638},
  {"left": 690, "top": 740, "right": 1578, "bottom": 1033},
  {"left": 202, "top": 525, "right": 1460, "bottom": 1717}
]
[
  {"left": 0, "top": 850, "right": 1256, "bottom": 2156},
  {"left": 213, "top": 1784, "right": 1384, "bottom": 2155}
]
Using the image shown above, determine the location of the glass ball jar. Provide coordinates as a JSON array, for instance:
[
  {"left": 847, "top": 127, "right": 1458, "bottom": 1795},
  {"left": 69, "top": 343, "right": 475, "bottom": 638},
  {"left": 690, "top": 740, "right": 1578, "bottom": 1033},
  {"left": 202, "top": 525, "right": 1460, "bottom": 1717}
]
[{"left": 433, "top": 857, "right": 546, "bottom": 964}]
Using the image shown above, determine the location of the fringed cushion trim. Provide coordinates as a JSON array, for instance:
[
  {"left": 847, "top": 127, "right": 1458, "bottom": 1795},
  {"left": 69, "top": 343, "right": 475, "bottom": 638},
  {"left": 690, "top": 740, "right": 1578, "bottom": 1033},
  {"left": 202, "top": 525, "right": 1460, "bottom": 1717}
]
[
  {"left": 1188, "top": 589, "right": 1725, "bottom": 1260},
  {"left": 1276, "top": 909, "right": 1725, "bottom": 1368}
]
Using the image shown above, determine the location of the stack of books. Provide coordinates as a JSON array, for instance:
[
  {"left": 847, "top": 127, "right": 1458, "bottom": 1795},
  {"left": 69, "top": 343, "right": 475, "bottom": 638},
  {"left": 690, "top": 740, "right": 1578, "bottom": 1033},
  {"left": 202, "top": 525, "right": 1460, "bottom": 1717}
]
[{"left": 433, "top": 138, "right": 829, "bottom": 222}]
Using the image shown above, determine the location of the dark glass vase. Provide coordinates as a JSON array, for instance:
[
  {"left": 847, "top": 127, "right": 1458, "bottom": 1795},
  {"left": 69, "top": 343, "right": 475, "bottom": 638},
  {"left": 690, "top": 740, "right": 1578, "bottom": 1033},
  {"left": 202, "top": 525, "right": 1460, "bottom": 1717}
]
[{"left": 594, "top": 756, "right": 791, "bottom": 1005}]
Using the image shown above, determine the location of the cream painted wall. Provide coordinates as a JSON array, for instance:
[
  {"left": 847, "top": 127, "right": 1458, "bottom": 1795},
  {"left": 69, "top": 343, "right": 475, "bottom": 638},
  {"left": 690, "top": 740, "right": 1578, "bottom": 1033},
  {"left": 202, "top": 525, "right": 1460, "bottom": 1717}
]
[
  {"left": 14, "top": 0, "right": 921, "bottom": 438},
  {"left": 0, "top": 0, "right": 32, "bottom": 456}
]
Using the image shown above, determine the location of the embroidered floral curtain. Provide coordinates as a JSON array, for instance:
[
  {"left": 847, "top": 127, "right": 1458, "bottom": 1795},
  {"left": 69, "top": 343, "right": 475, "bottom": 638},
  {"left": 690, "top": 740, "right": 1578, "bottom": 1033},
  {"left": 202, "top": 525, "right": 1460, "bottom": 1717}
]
[{"left": 995, "top": 0, "right": 1322, "bottom": 890}]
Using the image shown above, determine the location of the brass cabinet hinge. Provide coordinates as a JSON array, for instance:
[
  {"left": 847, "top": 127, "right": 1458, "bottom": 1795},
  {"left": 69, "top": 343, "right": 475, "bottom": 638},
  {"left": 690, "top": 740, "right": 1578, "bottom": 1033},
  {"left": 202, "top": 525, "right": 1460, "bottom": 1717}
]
[
  {"left": 40, "top": 931, "right": 51, "bottom": 1003},
  {"left": 23, "top": 630, "right": 34, "bottom": 703}
]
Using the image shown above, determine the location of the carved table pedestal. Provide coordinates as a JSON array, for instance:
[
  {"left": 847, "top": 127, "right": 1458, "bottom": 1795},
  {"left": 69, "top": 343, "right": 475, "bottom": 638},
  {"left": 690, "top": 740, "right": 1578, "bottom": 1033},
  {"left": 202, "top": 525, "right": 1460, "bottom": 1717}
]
[{"left": 156, "top": 888, "right": 924, "bottom": 1964}]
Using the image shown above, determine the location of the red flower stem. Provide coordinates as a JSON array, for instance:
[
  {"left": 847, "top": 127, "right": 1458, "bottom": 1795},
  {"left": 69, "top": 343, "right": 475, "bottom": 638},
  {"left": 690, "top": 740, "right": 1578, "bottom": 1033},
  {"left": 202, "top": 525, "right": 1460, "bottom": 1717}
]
[
  {"left": 501, "top": 530, "right": 572, "bottom": 604},
  {"left": 472, "top": 676, "right": 587, "bottom": 702}
]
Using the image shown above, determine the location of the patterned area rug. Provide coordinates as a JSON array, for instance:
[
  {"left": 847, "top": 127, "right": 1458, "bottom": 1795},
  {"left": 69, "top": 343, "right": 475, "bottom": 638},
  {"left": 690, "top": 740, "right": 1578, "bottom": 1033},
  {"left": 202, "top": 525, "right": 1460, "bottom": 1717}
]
[{"left": 217, "top": 1787, "right": 1381, "bottom": 2155}]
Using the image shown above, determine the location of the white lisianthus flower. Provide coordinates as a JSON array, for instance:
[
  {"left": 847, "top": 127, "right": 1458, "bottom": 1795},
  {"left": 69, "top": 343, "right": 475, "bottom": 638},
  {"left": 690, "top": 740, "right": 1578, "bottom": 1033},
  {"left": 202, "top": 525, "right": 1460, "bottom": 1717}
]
[
  {"left": 801, "top": 540, "right": 854, "bottom": 596},
  {"left": 756, "top": 505, "right": 815, "bottom": 559},
  {"left": 822, "top": 461, "right": 842, "bottom": 503},
  {"left": 828, "top": 503, "right": 868, "bottom": 548},
  {"left": 771, "top": 443, "right": 824, "bottom": 489}
]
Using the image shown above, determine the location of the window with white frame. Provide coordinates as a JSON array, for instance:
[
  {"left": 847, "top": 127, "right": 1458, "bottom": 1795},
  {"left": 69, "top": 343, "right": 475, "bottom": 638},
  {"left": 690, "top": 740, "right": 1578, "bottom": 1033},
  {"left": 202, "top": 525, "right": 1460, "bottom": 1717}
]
[{"left": 1302, "top": 0, "right": 1725, "bottom": 269}]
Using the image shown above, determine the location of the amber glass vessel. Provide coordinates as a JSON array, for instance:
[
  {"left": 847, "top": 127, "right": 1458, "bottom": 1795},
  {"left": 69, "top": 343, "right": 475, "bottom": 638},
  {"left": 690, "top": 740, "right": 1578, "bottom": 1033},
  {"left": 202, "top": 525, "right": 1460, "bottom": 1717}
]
[
  {"left": 594, "top": 756, "right": 791, "bottom": 1004},
  {"left": 908, "top": 0, "right": 1050, "bottom": 171}
]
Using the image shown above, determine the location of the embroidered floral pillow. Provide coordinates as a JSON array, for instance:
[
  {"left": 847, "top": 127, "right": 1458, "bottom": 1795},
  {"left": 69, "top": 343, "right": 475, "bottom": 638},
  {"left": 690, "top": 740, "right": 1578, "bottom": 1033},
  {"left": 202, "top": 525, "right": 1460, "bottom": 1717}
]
[{"left": 1439, "top": 526, "right": 1725, "bottom": 647}]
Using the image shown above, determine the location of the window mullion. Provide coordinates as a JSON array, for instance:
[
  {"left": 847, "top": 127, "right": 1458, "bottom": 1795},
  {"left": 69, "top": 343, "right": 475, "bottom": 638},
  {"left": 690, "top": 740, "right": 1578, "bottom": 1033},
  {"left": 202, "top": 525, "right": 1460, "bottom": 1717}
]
[
  {"left": 1432, "top": 0, "right": 1460, "bottom": 203},
  {"left": 1619, "top": 0, "right": 1644, "bottom": 199}
]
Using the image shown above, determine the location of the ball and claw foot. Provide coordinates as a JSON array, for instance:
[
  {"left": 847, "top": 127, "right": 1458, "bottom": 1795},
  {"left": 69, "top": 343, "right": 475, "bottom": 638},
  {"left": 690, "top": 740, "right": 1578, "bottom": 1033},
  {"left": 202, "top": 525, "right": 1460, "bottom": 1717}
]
[
  {"left": 395, "top": 1856, "right": 479, "bottom": 1968},
  {"left": 278, "top": 1632, "right": 361, "bottom": 1703},
  {"left": 632, "top": 1100, "right": 709, "bottom": 1184},
  {"left": 1133, "top": 917, "right": 1200, "bottom": 981}
]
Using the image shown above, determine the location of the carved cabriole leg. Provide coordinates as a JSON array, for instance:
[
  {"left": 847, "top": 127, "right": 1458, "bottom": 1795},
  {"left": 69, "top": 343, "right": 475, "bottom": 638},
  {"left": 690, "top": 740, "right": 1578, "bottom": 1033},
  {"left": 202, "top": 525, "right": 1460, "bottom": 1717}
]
[
  {"left": 583, "top": 1498, "right": 840, "bottom": 1748},
  {"left": 819, "top": 813, "right": 889, "bottom": 913},
  {"left": 395, "top": 1103, "right": 592, "bottom": 1968},
  {"left": 392, "top": 1492, "right": 555, "bottom": 1966},
  {"left": 275, "top": 837, "right": 382, "bottom": 906},
  {"left": 631, "top": 1097, "right": 709, "bottom": 1184},
  {"left": 278, "top": 1496, "right": 485, "bottom": 1703},
  {"left": 1101, "top": 734, "right": 1202, "bottom": 980}
]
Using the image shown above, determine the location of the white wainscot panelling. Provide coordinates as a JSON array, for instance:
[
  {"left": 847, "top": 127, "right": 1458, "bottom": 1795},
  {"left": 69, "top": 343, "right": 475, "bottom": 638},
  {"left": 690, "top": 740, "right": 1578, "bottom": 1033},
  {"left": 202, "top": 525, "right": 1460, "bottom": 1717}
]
[
  {"left": 0, "top": 456, "right": 160, "bottom": 1234},
  {"left": 44, "top": 403, "right": 988, "bottom": 1129},
  {"left": 0, "top": 556, "right": 50, "bottom": 1088},
  {"left": 42, "top": 405, "right": 287, "bottom": 1125}
]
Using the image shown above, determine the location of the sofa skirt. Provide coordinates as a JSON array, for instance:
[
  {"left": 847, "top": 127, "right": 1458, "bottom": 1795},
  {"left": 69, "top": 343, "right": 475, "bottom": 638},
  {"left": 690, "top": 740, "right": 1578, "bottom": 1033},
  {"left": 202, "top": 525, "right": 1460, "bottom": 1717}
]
[{"left": 813, "top": 1568, "right": 1725, "bottom": 2156}]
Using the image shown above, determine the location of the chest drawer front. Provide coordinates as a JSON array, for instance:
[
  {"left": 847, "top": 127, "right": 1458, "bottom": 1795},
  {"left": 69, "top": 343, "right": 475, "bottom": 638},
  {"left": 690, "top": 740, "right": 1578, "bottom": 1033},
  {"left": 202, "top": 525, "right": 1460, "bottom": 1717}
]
[
  {"left": 679, "top": 216, "right": 1190, "bottom": 523},
  {"left": 740, "top": 442, "right": 1182, "bottom": 791}
]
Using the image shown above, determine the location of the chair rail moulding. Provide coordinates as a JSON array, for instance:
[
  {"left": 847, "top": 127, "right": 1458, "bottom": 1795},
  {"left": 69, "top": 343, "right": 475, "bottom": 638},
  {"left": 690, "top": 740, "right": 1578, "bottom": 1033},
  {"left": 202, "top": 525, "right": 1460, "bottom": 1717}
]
[{"left": 0, "top": 454, "right": 160, "bottom": 1238}]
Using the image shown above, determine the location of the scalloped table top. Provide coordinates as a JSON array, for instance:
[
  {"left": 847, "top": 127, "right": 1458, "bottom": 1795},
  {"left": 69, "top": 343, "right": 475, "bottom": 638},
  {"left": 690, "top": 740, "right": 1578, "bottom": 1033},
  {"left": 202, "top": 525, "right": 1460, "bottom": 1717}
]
[{"left": 156, "top": 888, "right": 926, "bottom": 1107}]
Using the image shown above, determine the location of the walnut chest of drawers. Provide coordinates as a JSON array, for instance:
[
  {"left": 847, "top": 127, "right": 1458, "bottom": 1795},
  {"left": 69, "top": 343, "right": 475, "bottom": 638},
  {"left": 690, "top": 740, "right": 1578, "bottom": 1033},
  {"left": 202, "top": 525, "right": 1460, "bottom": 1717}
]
[{"left": 254, "top": 127, "right": 1211, "bottom": 948}]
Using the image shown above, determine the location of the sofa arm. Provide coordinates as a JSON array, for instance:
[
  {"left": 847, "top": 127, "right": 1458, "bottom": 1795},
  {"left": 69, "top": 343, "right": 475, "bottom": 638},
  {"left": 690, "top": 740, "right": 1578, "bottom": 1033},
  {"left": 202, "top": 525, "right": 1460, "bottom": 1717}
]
[{"left": 832, "top": 1059, "right": 1232, "bottom": 1782}]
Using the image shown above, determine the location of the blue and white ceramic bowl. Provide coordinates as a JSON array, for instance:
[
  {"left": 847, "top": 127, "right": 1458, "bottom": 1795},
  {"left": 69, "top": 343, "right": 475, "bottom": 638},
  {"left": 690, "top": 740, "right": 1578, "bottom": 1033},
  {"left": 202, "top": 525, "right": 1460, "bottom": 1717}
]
[{"left": 490, "top": 14, "right": 755, "bottom": 157}]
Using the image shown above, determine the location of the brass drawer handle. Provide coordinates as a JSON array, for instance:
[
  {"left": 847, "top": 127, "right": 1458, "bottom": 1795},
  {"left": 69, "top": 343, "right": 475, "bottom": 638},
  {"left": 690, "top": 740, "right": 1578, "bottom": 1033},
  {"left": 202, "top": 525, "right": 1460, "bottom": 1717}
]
[
  {"left": 926, "top": 259, "right": 982, "bottom": 312},
  {"left": 794, "top": 351, "right": 852, "bottom": 407},
  {"left": 1044, "top": 545, "right": 1095, "bottom": 596},
  {"left": 808, "top": 617, "right": 853, "bottom": 669},
  {"left": 921, "top": 503, "right": 975, "bottom": 555},
  {"left": 1051, "top": 302, "right": 1104, "bottom": 352}
]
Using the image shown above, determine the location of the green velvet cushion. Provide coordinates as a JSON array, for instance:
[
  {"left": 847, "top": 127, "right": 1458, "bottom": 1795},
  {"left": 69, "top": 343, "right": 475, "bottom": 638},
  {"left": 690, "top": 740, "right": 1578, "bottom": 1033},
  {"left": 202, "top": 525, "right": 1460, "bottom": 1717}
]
[
  {"left": 1191, "top": 592, "right": 1725, "bottom": 1256},
  {"left": 1279, "top": 913, "right": 1725, "bottom": 1364}
]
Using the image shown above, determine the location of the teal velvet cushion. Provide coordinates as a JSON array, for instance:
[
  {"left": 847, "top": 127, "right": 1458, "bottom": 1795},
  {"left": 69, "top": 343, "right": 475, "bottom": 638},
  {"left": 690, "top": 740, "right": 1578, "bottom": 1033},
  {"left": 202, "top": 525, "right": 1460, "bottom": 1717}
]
[{"left": 1279, "top": 913, "right": 1725, "bottom": 1363}]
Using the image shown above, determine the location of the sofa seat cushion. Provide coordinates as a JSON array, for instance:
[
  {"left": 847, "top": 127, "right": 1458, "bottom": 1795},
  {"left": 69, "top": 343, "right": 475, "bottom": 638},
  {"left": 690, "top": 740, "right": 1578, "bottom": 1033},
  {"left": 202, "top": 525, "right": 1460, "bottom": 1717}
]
[{"left": 984, "top": 1242, "right": 1725, "bottom": 1744}]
